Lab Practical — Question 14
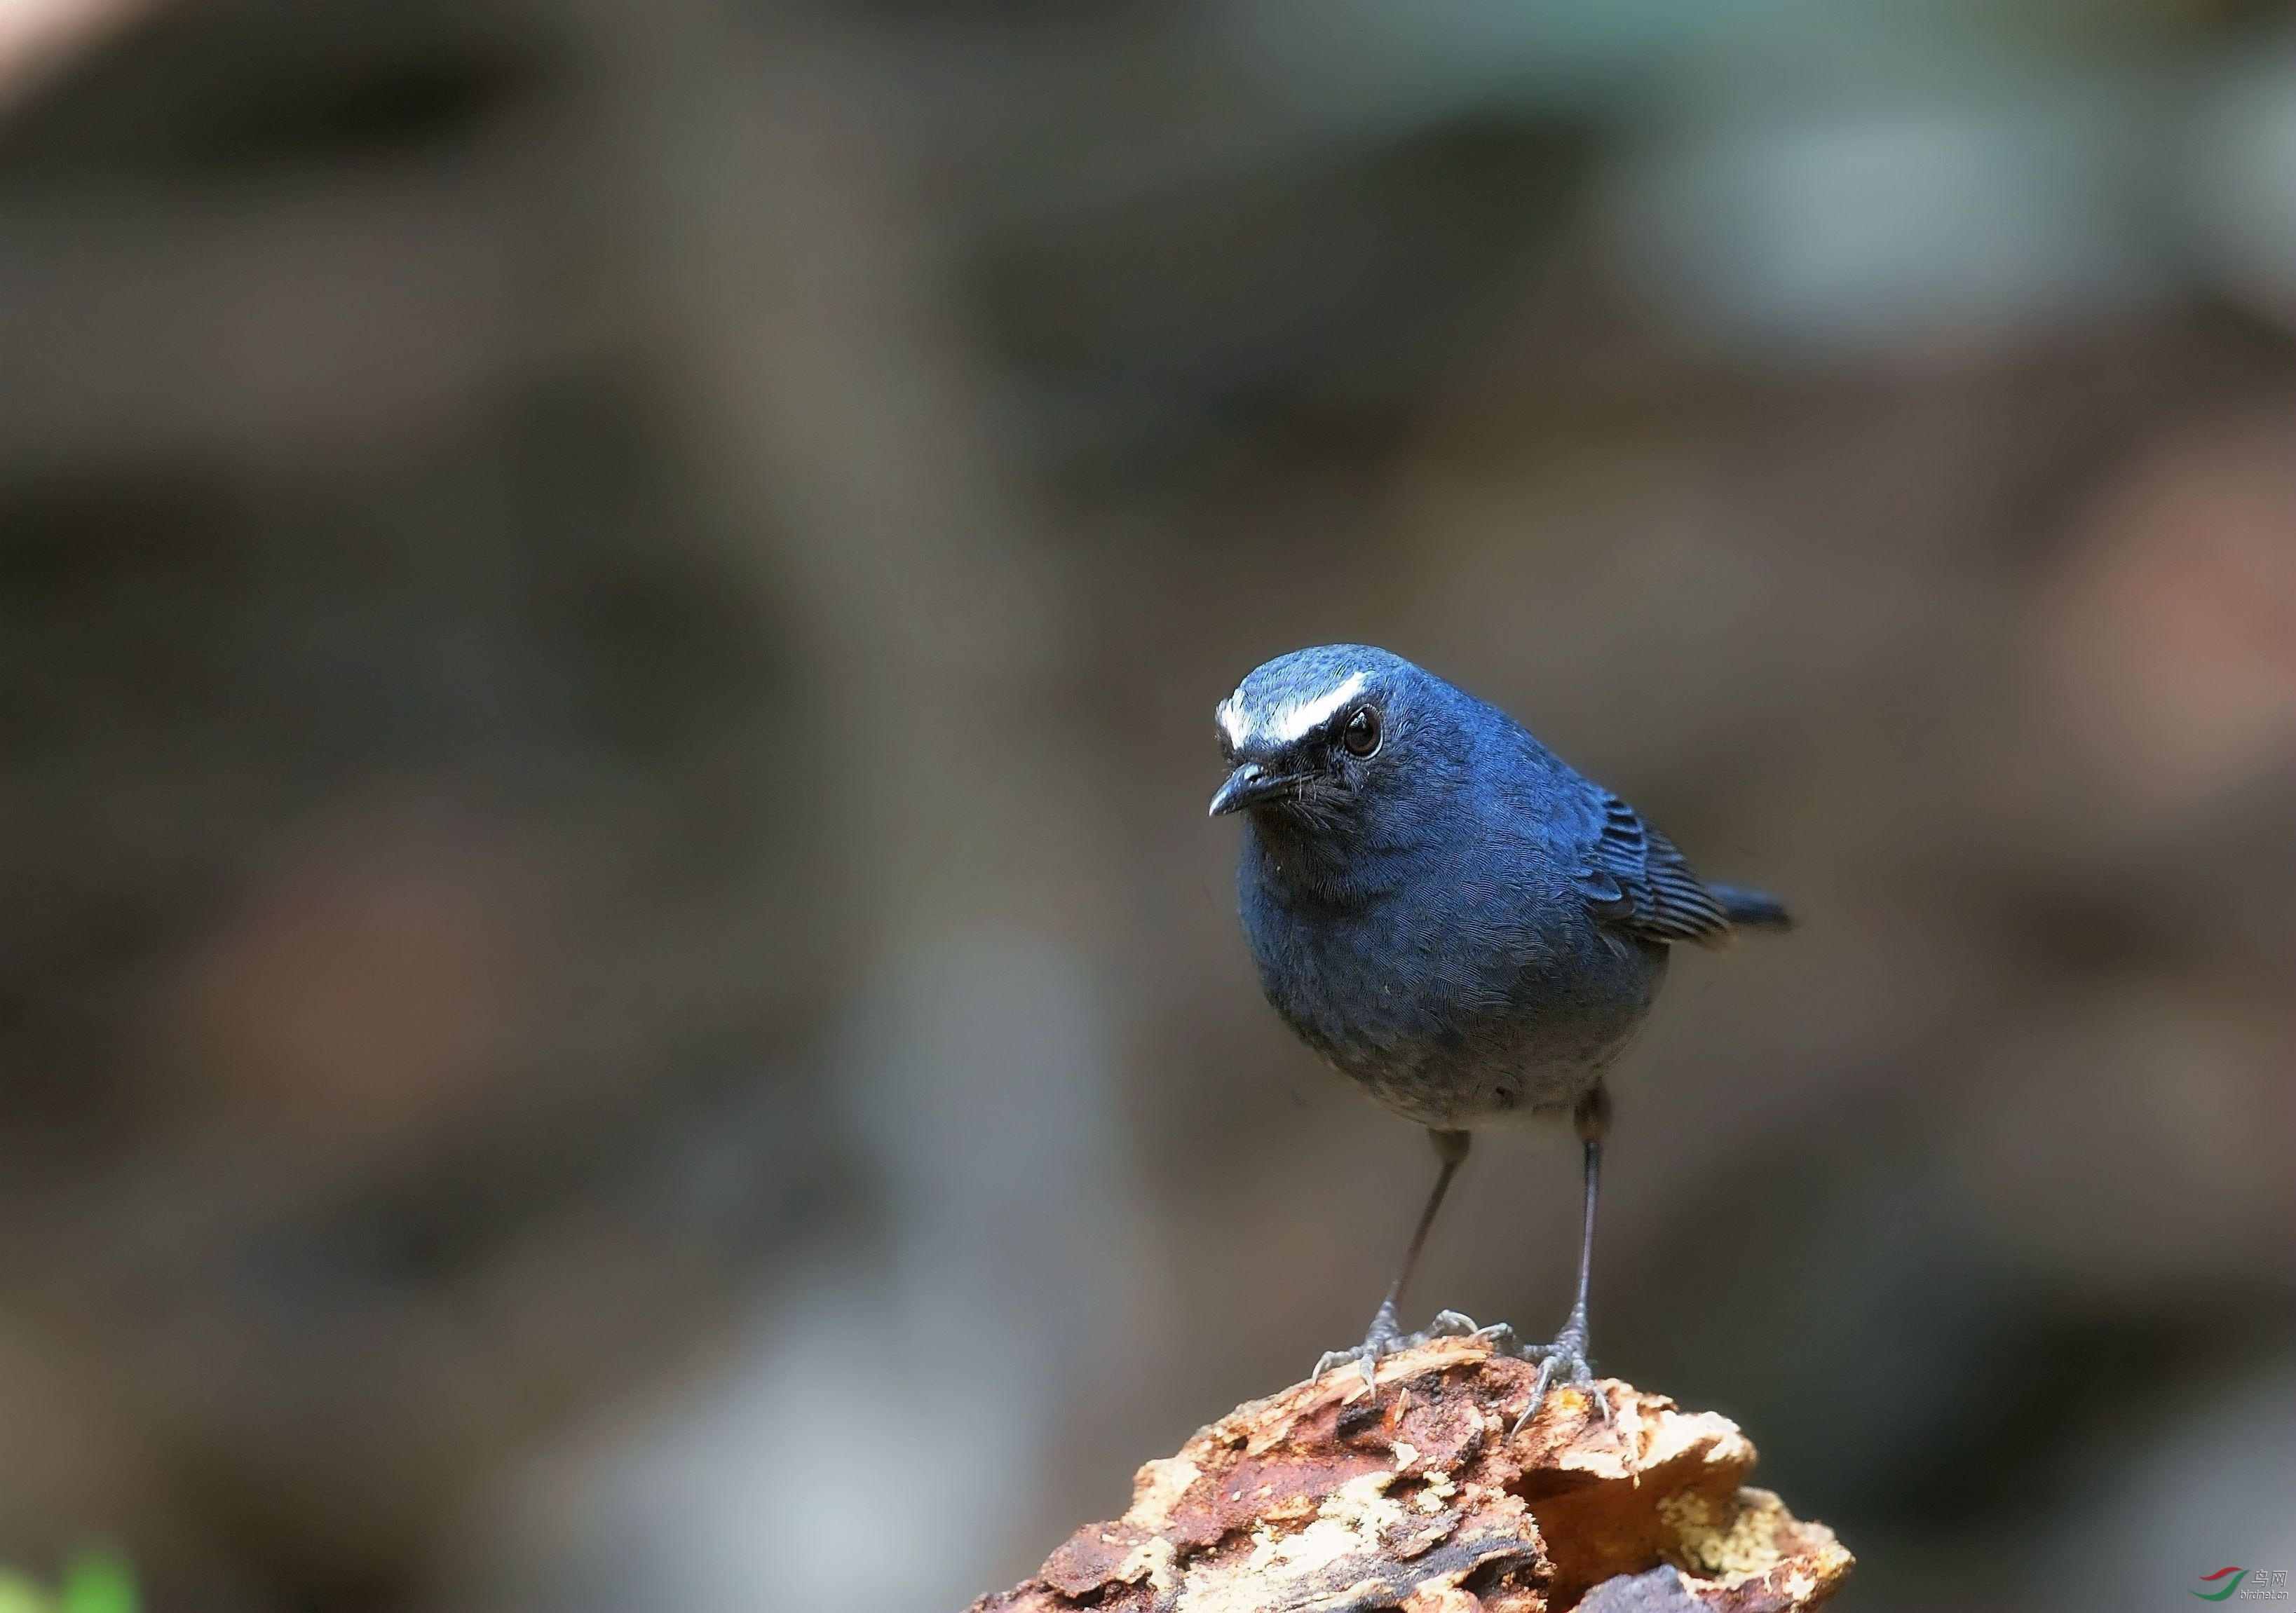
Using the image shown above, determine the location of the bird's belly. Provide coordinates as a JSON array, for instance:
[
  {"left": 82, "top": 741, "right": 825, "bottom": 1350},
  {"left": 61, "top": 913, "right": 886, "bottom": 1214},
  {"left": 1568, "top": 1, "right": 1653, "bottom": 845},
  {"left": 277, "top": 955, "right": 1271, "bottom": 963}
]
[{"left": 1252, "top": 907, "right": 1667, "bottom": 1130}]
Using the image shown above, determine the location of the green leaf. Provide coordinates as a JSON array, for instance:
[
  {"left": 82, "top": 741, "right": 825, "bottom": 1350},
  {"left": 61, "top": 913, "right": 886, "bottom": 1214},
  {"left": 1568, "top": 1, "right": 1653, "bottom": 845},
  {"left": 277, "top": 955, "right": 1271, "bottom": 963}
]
[{"left": 0, "top": 1571, "right": 55, "bottom": 1613}]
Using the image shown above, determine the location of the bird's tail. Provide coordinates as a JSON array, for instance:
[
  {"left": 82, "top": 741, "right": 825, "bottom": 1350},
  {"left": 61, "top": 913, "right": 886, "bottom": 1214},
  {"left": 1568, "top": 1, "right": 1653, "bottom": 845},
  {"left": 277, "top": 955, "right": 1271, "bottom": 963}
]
[{"left": 1709, "top": 883, "right": 1793, "bottom": 934}]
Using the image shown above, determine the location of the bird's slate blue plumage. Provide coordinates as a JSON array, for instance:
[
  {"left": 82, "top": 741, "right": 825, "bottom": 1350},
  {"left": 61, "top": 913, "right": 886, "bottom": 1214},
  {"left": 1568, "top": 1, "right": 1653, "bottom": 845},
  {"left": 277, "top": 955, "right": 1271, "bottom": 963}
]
[
  {"left": 1210, "top": 643, "right": 1789, "bottom": 1413},
  {"left": 1220, "top": 644, "right": 1775, "bottom": 1128}
]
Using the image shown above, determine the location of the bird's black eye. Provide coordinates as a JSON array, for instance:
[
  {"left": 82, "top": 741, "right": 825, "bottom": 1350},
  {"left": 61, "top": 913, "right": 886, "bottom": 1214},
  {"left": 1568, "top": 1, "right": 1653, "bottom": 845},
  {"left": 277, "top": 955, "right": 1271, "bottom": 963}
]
[{"left": 1341, "top": 707, "right": 1380, "bottom": 757}]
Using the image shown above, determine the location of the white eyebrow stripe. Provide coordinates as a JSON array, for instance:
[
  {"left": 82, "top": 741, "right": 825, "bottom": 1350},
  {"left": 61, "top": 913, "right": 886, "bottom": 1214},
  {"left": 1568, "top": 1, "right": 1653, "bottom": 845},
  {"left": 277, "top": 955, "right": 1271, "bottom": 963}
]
[
  {"left": 1265, "top": 670, "right": 1366, "bottom": 743},
  {"left": 1216, "top": 694, "right": 1251, "bottom": 747}
]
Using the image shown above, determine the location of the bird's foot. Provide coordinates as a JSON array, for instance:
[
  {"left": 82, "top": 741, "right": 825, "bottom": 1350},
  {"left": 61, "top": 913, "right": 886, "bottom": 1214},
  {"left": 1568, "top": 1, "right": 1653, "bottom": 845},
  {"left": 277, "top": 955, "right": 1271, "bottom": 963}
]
[
  {"left": 1509, "top": 1319, "right": 1609, "bottom": 1436},
  {"left": 1312, "top": 1303, "right": 1514, "bottom": 1398}
]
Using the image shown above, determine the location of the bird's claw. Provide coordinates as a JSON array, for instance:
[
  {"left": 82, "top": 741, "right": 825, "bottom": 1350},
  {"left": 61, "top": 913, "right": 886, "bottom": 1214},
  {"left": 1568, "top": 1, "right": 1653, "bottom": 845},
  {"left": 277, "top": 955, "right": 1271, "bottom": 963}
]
[
  {"left": 1312, "top": 1305, "right": 1516, "bottom": 1398},
  {"left": 1443, "top": 1312, "right": 1520, "bottom": 1353},
  {"left": 1311, "top": 1340, "right": 1385, "bottom": 1398},
  {"left": 1509, "top": 1322, "right": 1608, "bottom": 1436},
  {"left": 1312, "top": 1295, "right": 1407, "bottom": 1397}
]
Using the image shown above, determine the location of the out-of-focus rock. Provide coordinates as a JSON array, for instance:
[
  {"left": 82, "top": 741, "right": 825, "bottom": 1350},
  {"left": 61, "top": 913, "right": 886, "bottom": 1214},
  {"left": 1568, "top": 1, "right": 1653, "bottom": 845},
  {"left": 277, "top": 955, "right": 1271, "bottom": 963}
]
[{"left": 969, "top": 1335, "right": 1850, "bottom": 1613}]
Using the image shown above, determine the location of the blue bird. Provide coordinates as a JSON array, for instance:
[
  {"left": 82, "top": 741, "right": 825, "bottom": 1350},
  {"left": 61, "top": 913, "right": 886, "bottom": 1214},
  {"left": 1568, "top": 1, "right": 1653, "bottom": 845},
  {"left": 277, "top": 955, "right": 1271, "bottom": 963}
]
[{"left": 1209, "top": 644, "right": 1790, "bottom": 1426}]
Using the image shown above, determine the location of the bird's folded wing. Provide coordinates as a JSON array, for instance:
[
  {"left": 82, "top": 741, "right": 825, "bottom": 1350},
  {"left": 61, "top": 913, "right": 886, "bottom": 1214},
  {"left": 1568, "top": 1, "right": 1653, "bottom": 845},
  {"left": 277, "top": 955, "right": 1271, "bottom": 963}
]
[{"left": 1575, "top": 791, "right": 1733, "bottom": 947}]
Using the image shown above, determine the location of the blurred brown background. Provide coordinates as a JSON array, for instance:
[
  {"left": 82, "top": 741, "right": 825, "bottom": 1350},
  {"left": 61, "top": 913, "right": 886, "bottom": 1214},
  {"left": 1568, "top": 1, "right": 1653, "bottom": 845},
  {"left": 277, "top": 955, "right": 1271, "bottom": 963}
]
[{"left": 0, "top": 1, "right": 2291, "bottom": 1609}]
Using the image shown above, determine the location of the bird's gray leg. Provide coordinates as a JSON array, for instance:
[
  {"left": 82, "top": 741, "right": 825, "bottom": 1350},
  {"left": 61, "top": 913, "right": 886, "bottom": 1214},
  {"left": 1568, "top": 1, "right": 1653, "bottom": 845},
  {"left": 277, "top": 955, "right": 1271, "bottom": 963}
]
[
  {"left": 1314, "top": 1127, "right": 1488, "bottom": 1395},
  {"left": 1514, "top": 1084, "right": 1612, "bottom": 1433}
]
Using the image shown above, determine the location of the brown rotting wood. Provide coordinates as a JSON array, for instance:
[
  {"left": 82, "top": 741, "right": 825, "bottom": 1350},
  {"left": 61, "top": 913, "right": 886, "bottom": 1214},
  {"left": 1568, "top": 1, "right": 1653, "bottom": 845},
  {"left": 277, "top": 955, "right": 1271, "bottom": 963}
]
[{"left": 970, "top": 1335, "right": 1850, "bottom": 1613}]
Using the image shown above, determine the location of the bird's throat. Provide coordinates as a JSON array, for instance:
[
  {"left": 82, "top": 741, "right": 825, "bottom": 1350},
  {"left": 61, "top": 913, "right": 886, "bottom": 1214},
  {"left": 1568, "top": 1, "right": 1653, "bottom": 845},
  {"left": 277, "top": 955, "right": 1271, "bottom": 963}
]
[{"left": 1244, "top": 813, "right": 1383, "bottom": 910}]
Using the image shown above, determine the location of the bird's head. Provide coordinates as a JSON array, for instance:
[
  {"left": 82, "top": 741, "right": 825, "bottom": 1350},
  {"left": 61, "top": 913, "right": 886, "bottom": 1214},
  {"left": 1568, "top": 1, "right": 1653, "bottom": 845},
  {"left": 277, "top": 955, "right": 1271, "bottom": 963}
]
[{"left": 1209, "top": 645, "right": 1453, "bottom": 831}]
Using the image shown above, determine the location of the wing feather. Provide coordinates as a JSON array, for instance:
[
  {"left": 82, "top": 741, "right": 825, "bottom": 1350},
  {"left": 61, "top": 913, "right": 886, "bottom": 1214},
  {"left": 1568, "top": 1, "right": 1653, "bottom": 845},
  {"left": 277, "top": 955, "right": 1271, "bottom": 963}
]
[{"left": 1575, "top": 791, "right": 1734, "bottom": 948}]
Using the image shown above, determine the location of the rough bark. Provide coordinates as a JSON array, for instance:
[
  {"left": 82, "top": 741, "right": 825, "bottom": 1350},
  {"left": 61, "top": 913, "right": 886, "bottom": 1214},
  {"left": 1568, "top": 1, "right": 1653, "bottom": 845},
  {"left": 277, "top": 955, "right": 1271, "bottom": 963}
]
[{"left": 970, "top": 1335, "right": 1851, "bottom": 1613}]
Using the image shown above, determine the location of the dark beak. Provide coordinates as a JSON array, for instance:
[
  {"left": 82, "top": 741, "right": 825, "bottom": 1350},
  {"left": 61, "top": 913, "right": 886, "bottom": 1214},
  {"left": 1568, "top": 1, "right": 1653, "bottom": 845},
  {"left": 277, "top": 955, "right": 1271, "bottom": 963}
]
[{"left": 1209, "top": 762, "right": 1299, "bottom": 817}]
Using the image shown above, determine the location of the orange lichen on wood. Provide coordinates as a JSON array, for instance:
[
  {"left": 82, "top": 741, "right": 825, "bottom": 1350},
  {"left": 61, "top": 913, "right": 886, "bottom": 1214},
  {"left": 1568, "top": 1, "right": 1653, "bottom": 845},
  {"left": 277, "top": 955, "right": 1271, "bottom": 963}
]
[{"left": 970, "top": 1335, "right": 1850, "bottom": 1613}]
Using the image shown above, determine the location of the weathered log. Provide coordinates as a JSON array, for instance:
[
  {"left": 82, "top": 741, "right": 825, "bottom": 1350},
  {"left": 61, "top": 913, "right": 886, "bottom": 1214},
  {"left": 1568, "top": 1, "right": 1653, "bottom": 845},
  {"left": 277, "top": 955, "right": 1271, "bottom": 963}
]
[{"left": 971, "top": 1335, "right": 1851, "bottom": 1613}]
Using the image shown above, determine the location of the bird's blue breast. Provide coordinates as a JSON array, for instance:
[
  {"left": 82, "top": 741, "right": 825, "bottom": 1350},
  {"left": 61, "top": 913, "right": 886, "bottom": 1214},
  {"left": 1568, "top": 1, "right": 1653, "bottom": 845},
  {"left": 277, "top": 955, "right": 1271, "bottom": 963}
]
[{"left": 1237, "top": 780, "right": 1666, "bottom": 1129}]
